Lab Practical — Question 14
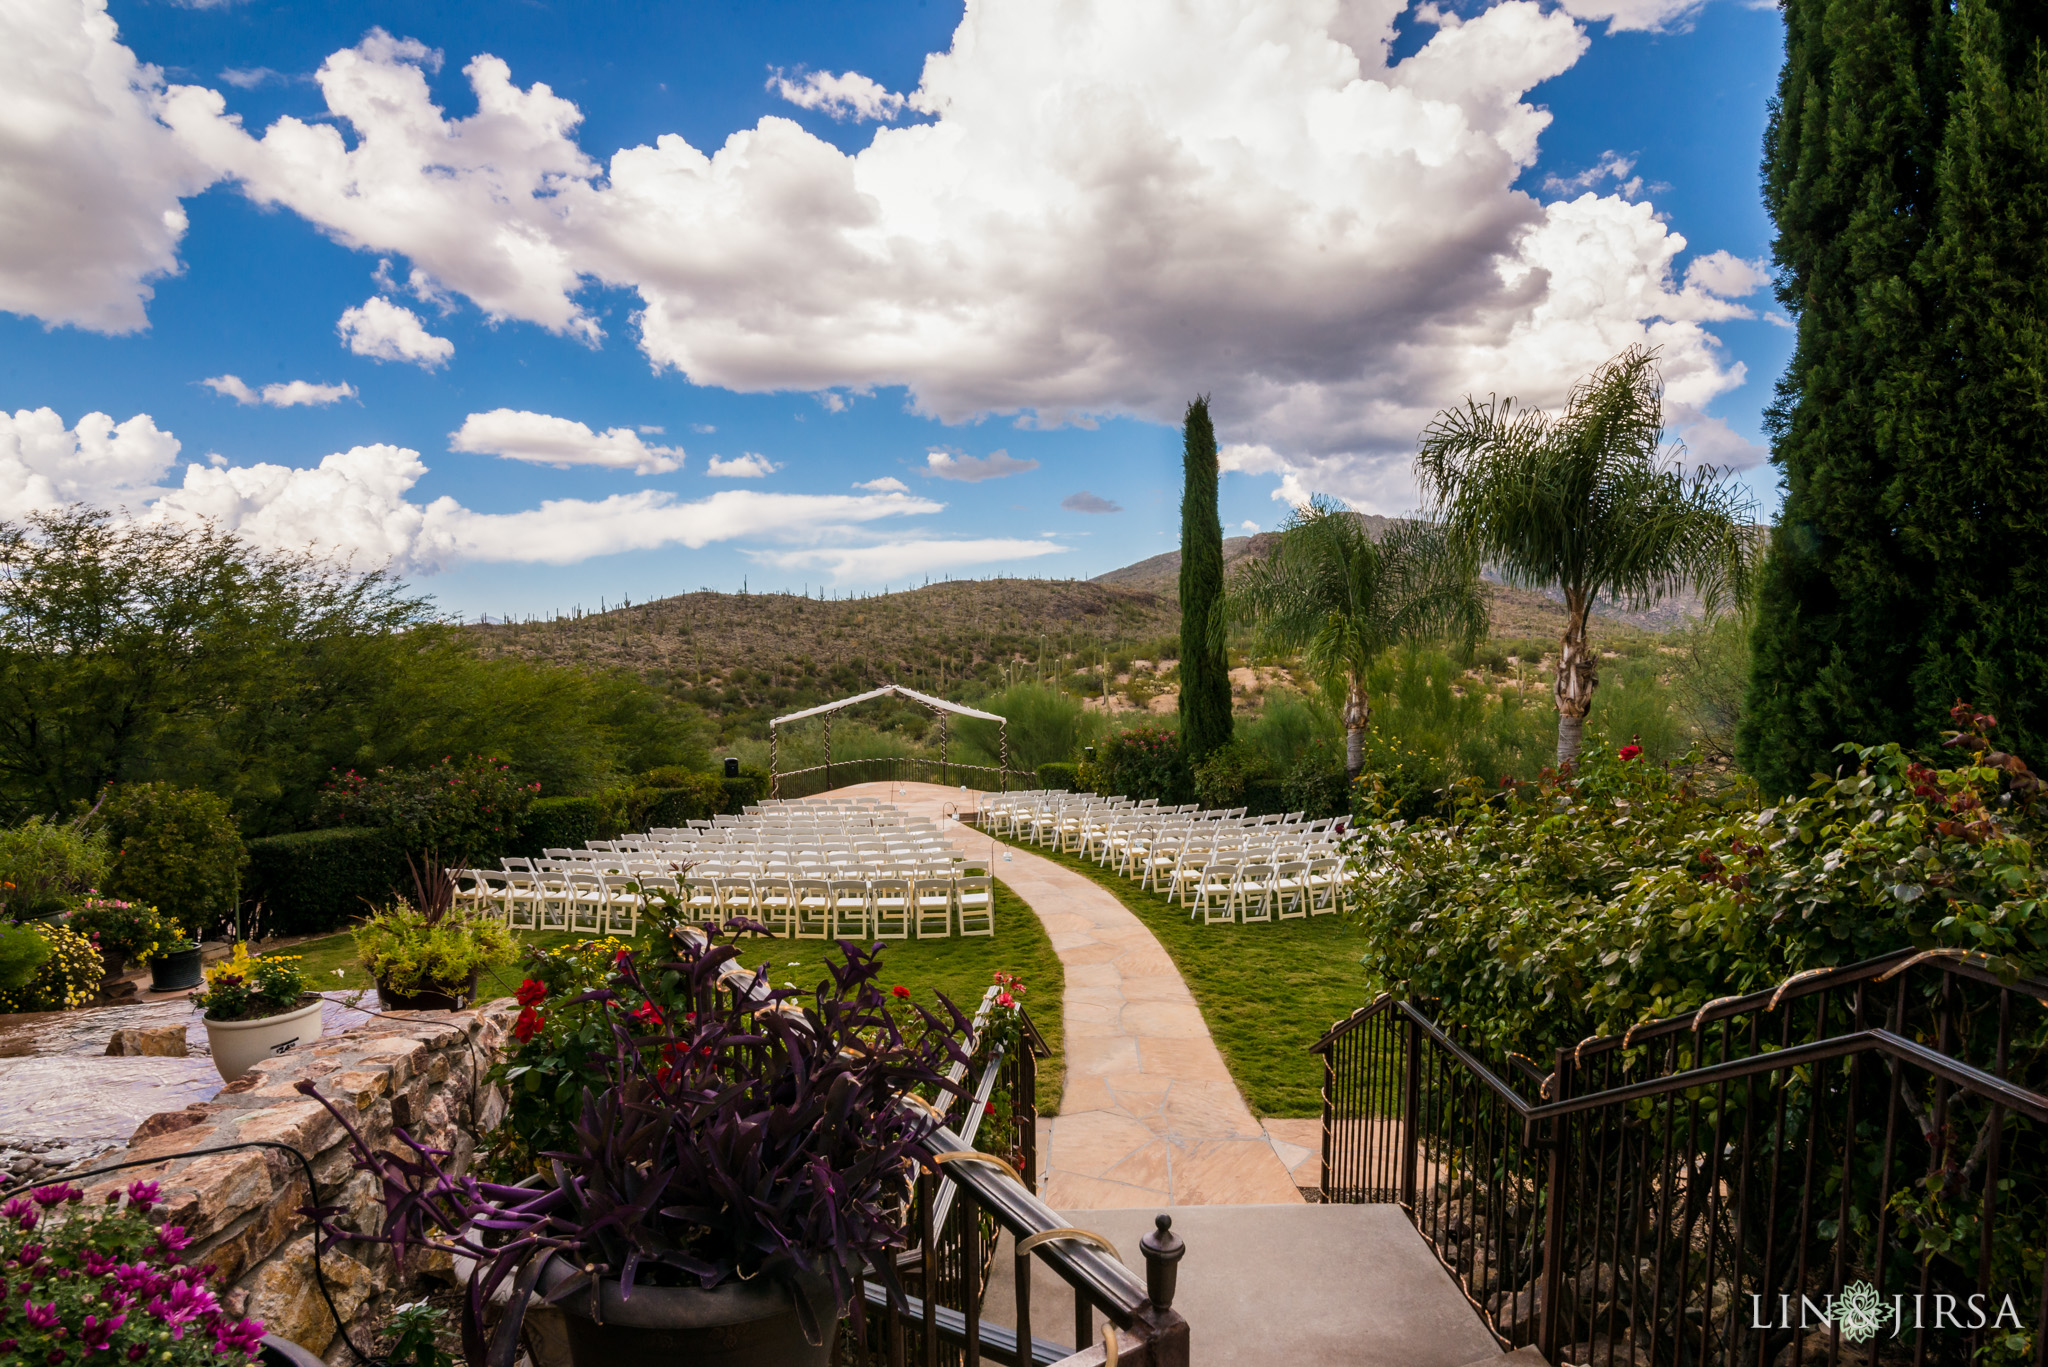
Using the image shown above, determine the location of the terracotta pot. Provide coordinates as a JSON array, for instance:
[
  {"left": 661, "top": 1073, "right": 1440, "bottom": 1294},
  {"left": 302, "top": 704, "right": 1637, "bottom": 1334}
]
[
  {"left": 536, "top": 1257, "right": 836, "bottom": 1367},
  {"left": 147, "top": 946, "right": 203, "bottom": 992},
  {"left": 376, "top": 968, "right": 480, "bottom": 1012},
  {"left": 204, "top": 996, "right": 325, "bottom": 1081}
]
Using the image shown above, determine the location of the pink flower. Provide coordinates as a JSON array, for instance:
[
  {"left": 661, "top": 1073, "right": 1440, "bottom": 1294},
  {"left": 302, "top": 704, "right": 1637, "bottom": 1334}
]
[
  {"left": 16, "top": 1244, "right": 44, "bottom": 1267},
  {"left": 79, "top": 1312, "right": 125, "bottom": 1350},
  {"left": 144, "top": 1278, "right": 218, "bottom": 1338},
  {"left": 214, "top": 1316, "right": 266, "bottom": 1357},
  {"left": 996, "top": 992, "right": 1013, "bottom": 1008},
  {"left": 150, "top": 1225, "right": 191, "bottom": 1259},
  {"left": 123, "top": 1181, "right": 159, "bottom": 1212},
  {"left": 21, "top": 1298, "right": 60, "bottom": 1331}
]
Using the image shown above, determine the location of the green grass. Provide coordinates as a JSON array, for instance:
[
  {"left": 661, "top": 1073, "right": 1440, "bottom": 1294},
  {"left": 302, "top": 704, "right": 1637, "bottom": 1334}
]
[
  {"left": 281, "top": 878, "right": 1065, "bottom": 1112},
  {"left": 989, "top": 830, "right": 1373, "bottom": 1118}
]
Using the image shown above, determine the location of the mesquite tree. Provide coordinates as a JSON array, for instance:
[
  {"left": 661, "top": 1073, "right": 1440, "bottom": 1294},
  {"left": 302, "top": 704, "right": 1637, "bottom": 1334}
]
[
  {"left": 1416, "top": 346, "right": 1754, "bottom": 766},
  {"left": 1229, "top": 498, "right": 1485, "bottom": 779},
  {"left": 1178, "top": 397, "right": 1233, "bottom": 761}
]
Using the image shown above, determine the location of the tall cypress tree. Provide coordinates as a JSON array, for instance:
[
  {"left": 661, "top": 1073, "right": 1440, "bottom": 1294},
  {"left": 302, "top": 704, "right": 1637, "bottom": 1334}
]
[
  {"left": 1740, "top": 0, "right": 2048, "bottom": 795},
  {"left": 1178, "top": 397, "right": 1233, "bottom": 761}
]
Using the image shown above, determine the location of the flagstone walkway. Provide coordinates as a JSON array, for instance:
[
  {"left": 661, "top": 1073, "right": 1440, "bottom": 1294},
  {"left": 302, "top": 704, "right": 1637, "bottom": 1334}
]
[{"left": 826, "top": 781, "right": 1303, "bottom": 1207}]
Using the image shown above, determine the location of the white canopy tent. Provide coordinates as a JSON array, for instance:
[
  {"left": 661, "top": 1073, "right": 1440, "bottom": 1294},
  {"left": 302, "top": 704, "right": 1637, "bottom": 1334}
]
[{"left": 768, "top": 683, "right": 1017, "bottom": 797}]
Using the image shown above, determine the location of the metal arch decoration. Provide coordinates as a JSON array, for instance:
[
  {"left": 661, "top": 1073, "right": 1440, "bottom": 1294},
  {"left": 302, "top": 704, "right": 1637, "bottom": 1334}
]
[{"left": 767, "top": 683, "right": 1020, "bottom": 798}]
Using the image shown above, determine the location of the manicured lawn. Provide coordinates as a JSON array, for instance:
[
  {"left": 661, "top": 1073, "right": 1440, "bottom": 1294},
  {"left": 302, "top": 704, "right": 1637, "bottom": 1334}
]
[
  {"left": 988, "top": 830, "right": 1374, "bottom": 1118},
  {"left": 280, "top": 877, "right": 1065, "bottom": 1113}
]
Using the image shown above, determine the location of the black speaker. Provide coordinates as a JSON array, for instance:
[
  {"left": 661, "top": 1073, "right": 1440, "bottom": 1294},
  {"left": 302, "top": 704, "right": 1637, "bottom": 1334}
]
[{"left": 723, "top": 756, "right": 740, "bottom": 778}]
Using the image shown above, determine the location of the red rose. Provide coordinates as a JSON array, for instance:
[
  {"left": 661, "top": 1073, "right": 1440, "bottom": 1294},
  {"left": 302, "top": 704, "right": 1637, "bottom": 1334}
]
[
  {"left": 984, "top": 1101, "right": 996, "bottom": 1117},
  {"left": 515, "top": 978, "right": 546, "bottom": 1007},
  {"left": 1618, "top": 745, "right": 1643, "bottom": 762},
  {"left": 891, "top": 985, "right": 910, "bottom": 1000},
  {"left": 630, "top": 1001, "right": 664, "bottom": 1028},
  {"left": 513, "top": 1006, "right": 545, "bottom": 1043}
]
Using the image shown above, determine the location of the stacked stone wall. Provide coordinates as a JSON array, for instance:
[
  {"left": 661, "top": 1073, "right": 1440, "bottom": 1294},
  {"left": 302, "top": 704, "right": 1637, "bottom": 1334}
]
[{"left": 90, "top": 1001, "right": 515, "bottom": 1360}]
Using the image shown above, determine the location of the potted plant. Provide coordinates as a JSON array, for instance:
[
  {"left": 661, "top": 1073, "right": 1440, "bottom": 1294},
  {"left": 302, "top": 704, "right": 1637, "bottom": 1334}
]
[
  {"left": 0, "top": 1177, "right": 270, "bottom": 1362},
  {"left": 300, "top": 928, "right": 972, "bottom": 1367},
  {"left": 148, "top": 928, "right": 206, "bottom": 993},
  {"left": 354, "top": 897, "right": 514, "bottom": 1011},
  {"left": 191, "top": 943, "right": 323, "bottom": 1080},
  {"left": 67, "top": 894, "right": 167, "bottom": 983}
]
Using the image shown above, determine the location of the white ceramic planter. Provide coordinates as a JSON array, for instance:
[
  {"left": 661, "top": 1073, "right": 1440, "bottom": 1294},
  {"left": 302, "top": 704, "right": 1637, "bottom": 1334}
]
[{"left": 204, "top": 998, "right": 325, "bottom": 1081}]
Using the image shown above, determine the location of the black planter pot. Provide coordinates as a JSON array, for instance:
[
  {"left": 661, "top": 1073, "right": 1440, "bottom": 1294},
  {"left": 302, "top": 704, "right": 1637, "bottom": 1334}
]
[
  {"left": 148, "top": 946, "right": 204, "bottom": 993},
  {"left": 537, "top": 1256, "right": 835, "bottom": 1367},
  {"left": 376, "top": 968, "right": 480, "bottom": 1012},
  {"left": 255, "top": 1334, "right": 324, "bottom": 1367}
]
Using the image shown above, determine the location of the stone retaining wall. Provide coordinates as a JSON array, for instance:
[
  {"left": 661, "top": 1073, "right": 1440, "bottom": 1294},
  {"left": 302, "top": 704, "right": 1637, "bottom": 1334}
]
[{"left": 91, "top": 1000, "right": 516, "bottom": 1361}]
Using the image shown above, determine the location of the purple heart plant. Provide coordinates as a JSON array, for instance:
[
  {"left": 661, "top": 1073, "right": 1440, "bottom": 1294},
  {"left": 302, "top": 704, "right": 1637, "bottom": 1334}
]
[
  {"left": 0, "top": 1179, "right": 267, "bottom": 1365},
  {"left": 296, "top": 922, "right": 971, "bottom": 1364}
]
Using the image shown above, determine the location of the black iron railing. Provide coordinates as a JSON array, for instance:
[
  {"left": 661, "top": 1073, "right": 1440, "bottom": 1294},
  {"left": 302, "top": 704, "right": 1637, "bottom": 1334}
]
[
  {"left": 697, "top": 934, "right": 1190, "bottom": 1366},
  {"left": 1314, "top": 949, "right": 2048, "bottom": 1366}
]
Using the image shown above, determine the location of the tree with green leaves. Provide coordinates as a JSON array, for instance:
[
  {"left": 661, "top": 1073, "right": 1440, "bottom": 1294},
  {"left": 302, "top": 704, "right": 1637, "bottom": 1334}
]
[
  {"left": 1229, "top": 498, "right": 1486, "bottom": 779},
  {"left": 1740, "top": 0, "right": 2048, "bottom": 795},
  {"left": 1416, "top": 346, "right": 1755, "bottom": 766},
  {"left": 1178, "top": 397, "right": 1233, "bottom": 761}
]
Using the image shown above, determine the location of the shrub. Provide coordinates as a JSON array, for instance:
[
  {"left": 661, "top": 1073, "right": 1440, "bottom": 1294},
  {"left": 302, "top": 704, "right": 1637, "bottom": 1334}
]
[
  {"left": 515, "top": 794, "right": 620, "bottom": 854},
  {"left": 1192, "top": 739, "right": 1269, "bottom": 809},
  {"left": 316, "top": 755, "right": 539, "bottom": 865},
  {"left": 1281, "top": 741, "right": 1349, "bottom": 818},
  {"left": 242, "top": 826, "right": 409, "bottom": 938},
  {"left": 0, "top": 922, "right": 50, "bottom": 990},
  {"left": 1350, "top": 703, "right": 2048, "bottom": 1061},
  {"left": 66, "top": 896, "right": 167, "bottom": 964},
  {"left": 1035, "top": 761, "right": 1082, "bottom": 792},
  {"left": 96, "top": 783, "right": 246, "bottom": 939},
  {"left": 633, "top": 776, "right": 724, "bottom": 829},
  {"left": 353, "top": 903, "right": 513, "bottom": 995},
  {"left": 1085, "top": 726, "right": 1192, "bottom": 804},
  {"left": 978, "top": 682, "right": 1103, "bottom": 772},
  {"left": 0, "top": 817, "right": 110, "bottom": 921},
  {"left": 720, "top": 767, "right": 769, "bottom": 811},
  {"left": 0, "top": 920, "right": 102, "bottom": 1012}
]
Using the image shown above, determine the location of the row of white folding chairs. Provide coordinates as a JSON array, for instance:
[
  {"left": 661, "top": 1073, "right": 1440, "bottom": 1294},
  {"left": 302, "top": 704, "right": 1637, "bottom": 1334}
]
[
  {"left": 671, "top": 872, "right": 992, "bottom": 940},
  {"left": 1173, "top": 857, "right": 1343, "bottom": 922},
  {"left": 1152, "top": 839, "right": 1339, "bottom": 898},
  {"left": 1108, "top": 824, "right": 1337, "bottom": 881},
  {"left": 1081, "top": 813, "right": 1323, "bottom": 865}
]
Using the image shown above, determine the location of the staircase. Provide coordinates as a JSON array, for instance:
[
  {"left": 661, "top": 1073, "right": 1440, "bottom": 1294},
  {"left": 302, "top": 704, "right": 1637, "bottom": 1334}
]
[{"left": 984, "top": 1204, "right": 1545, "bottom": 1366}]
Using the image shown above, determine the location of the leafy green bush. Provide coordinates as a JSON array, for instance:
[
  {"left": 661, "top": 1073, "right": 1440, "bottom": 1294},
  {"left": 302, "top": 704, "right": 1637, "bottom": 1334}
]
[
  {"left": 1035, "top": 761, "right": 1082, "bottom": 792},
  {"left": 975, "top": 683, "right": 1103, "bottom": 772},
  {"left": 515, "top": 795, "right": 620, "bottom": 854},
  {"left": 317, "top": 755, "right": 538, "bottom": 866},
  {"left": 0, "top": 920, "right": 102, "bottom": 1011},
  {"left": 66, "top": 896, "right": 168, "bottom": 964},
  {"left": 0, "top": 922, "right": 50, "bottom": 990},
  {"left": 1281, "top": 741, "right": 1349, "bottom": 818},
  {"left": 721, "top": 768, "right": 769, "bottom": 810},
  {"left": 0, "top": 817, "right": 110, "bottom": 921},
  {"left": 1083, "top": 727, "right": 1192, "bottom": 805},
  {"left": 243, "top": 826, "right": 409, "bottom": 938},
  {"left": 1351, "top": 704, "right": 2048, "bottom": 1060},
  {"left": 634, "top": 778, "right": 723, "bottom": 829},
  {"left": 353, "top": 903, "right": 513, "bottom": 996},
  {"left": 1191, "top": 739, "right": 1269, "bottom": 809},
  {"left": 97, "top": 782, "right": 246, "bottom": 939}
]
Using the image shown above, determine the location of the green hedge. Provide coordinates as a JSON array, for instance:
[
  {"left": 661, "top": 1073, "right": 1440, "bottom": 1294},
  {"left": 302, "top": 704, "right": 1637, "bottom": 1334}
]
[
  {"left": 244, "top": 827, "right": 408, "bottom": 938},
  {"left": 1036, "top": 762, "right": 1082, "bottom": 792}
]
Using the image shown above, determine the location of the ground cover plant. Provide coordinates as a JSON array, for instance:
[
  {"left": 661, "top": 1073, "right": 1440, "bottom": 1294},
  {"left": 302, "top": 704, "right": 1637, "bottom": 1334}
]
[
  {"left": 984, "top": 830, "right": 1368, "bottom": 1117},
  {"left": 1351, "top": 702, "right": 2048, "bottom": 1060}
]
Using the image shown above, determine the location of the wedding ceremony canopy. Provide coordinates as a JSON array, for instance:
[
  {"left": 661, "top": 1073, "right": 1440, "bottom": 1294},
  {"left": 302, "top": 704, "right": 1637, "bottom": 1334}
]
[{"left": 768, "top": 684, "right": 1020, "bottom": 797}]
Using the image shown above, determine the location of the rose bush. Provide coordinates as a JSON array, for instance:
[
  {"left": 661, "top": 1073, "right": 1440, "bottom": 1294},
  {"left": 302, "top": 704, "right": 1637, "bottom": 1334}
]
[{"left": 1350, "top": 703, "right": 2048, "bottom": 1058}]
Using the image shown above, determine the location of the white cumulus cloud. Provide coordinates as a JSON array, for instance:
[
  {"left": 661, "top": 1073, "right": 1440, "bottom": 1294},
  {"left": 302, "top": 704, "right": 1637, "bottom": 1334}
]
[
  {"left": 925, "top": 450, "right": 1038, "bottom": 483},
  {"left": 0, "top": 0, "right": 218, "bottom": 332},
  {"left": 1683, "top": 250, "right": 1771, "bottom": 299},
  {"left": 0, "top": 408, "right": 945, "bottom": 575},
  {"left": 853, "top": 476, "right": 908, "bottom": 492},
  {"left": 201, "top": 374, "right": 357, "bottom": 407},
  {"left": 705, "top": 452, "right": 780, "bottom": 478},
  {"left": 766, "top": 68, "right": 906, "bottom": 122},
  {"left": 16, "top": 0, "right": 1768, "bottom": 511},
  {"left": 449, "top": 409, "right": 683, "bottom": 474},
  {"left": 758, "top": 536, "right": 1066, "bottom": 584},
  {"left": 337, "top": 297, "right": 454, "bottom": 368},
  {"left": 1553, "top": 0, "right": 1717, "bottom": 34}
]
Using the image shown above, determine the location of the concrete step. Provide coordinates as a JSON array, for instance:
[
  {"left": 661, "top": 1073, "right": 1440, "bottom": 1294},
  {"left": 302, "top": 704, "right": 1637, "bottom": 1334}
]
[{"left": 983, "top": 1203, "right": 1523, "bottom": 1367}]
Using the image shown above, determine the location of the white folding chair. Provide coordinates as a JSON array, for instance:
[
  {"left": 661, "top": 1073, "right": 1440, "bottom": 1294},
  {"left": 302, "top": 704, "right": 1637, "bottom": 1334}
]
[
  {"left": 792, "top": 879, "right": 833, "bottom": 938},
  {"left": 1196, "top": 860, "right": 1240, "bottom": 924},
  {"left": 1231, "top": 862, "right": 1276, "bottom": 924},
  {"left": 869, "top": 877, "right": 910, "bottom": 939},
  {"left": 913, "top": 878, "right": 954, "bottom": 938},
  {"left": 955, "top": 875, "right": 993, "bottom": 936},
  {"left": 829, "top": 880, "right": 871, "bottom": 939},
  {"left": 1273, "top": 861, "right": 1309, "bottom": 920}
]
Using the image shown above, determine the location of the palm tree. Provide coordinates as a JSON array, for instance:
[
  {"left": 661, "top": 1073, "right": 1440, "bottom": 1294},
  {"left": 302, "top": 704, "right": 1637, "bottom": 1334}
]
[
  {"left": 1414, "top": 345, "right": 1755, "bottom": 767},
  {"left": 1229, "top": 498, "right": 1486, "bottom": 779}
]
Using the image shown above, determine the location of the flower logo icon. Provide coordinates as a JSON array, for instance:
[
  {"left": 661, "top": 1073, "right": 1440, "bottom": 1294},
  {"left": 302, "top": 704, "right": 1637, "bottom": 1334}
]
[{"left": 1834, "top": 1282, "right": 1893, "bottom": 1343}]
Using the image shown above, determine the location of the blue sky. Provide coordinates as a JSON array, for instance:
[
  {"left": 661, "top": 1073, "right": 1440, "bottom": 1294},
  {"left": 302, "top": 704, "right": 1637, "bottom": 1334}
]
[{"left": 0, "top": 0, "right": 1788, "bottom": 620}]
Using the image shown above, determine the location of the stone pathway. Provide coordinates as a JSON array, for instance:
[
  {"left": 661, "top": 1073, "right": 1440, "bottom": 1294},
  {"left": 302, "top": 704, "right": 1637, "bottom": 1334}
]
[{"left": 826, "top": 781, "right": 1303, "bottom": 1207}]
